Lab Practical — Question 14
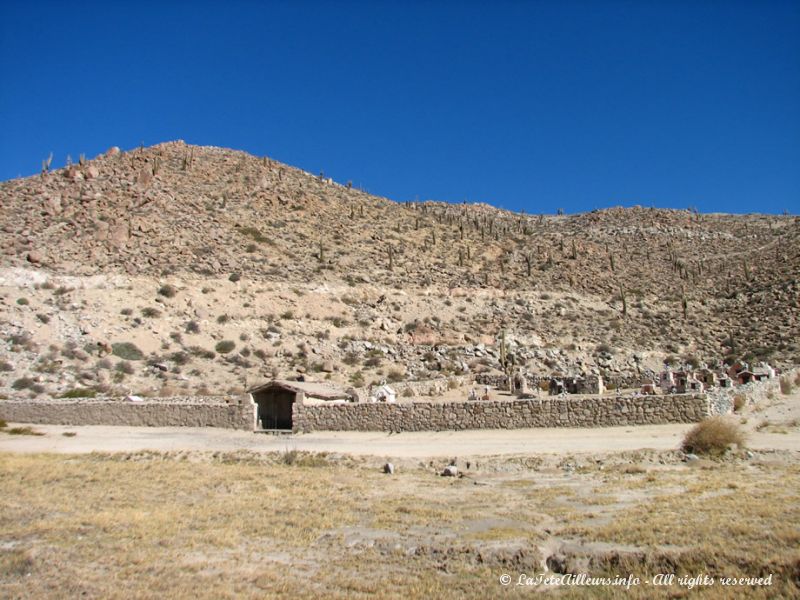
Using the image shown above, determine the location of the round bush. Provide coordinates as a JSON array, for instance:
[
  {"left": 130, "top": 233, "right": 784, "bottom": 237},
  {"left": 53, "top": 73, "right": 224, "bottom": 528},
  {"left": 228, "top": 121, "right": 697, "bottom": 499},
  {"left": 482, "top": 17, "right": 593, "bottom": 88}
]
[
  {"left": 682, "top": 417, "right": 746, "bottom": 456},
  {"left": 158, "top": 284, "right": 178, "bottom": 298},
  {"left": 112, "top": 342, "right": 145, "bottom": 361},
  {"left": 215, "top": 340, "right": 236, "bottom": 354}
]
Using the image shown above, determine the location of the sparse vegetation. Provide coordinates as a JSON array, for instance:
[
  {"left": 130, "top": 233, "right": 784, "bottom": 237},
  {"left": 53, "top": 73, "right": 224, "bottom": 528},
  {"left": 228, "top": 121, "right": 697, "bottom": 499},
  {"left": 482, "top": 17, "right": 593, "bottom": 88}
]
[
  {"left": 59, "top": 388, "right": 98, "bottom": 399},
  {"left": 387, "top": 369, "right": 404, "bottom": 383},
  {"left": 158, "top": 284, "right": 178, "bottom": 298},
  {"left": 0, "top": 452, "right": 797, "bottom": 598},
  {"left": 682, "top": 417, "right": 746, "bottom": 456},
  {"left": 2, "top": 426, "right": 44, "bottom": 436},
  {"left": 116, "top": 361, "right": 135, "bottom": 375},
  {"left": 11, "top": 377, "right": 35, "bottom": 391},
  {"left": 215, "top": 340, "right": 236, "bottom": 354},
  {"left": 112, "top": 342, "right": 145, "bottom": 361}
]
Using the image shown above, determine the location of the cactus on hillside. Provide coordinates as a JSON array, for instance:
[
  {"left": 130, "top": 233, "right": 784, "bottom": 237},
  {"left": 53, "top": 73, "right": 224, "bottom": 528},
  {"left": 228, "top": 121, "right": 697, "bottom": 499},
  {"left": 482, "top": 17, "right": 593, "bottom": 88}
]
[{"left": 41, "top": 152, "right": 53, "bottom": 176}]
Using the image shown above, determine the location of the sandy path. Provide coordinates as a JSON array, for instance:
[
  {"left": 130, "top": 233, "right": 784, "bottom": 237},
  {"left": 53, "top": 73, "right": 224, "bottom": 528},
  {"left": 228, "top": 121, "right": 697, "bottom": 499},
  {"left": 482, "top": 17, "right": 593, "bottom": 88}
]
[{"left": 0, "top": 422, "right": 723, "bottom": 458}]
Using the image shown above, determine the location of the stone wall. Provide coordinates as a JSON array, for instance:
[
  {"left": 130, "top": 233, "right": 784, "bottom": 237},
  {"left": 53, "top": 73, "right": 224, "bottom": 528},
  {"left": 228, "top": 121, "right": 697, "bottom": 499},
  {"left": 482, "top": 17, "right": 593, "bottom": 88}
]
[
  {"left": 293, "top": 393, "right": 708, "bottom": 432},
  {"left": 0, "top": 396, "right": 254, "bottom": 430}
]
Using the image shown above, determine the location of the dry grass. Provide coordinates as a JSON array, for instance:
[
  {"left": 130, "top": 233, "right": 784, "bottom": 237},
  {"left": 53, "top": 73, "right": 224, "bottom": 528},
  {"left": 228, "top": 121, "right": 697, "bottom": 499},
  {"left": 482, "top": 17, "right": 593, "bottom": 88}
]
[
  {"left": 682, "top": 417, "right": 746, "bottom": 456},
  {"left": 0, "top": 426, "right": 44, "bottom": 436},
  {"left": 0, "top": 452, "right": 798, "bottom": 599}
]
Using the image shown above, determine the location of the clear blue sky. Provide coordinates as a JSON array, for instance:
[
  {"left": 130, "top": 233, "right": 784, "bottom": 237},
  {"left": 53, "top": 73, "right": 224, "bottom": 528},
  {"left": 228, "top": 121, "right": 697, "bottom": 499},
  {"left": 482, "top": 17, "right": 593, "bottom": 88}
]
[{"left": 1, "top": 1, "right": 798, "bottom": 214}]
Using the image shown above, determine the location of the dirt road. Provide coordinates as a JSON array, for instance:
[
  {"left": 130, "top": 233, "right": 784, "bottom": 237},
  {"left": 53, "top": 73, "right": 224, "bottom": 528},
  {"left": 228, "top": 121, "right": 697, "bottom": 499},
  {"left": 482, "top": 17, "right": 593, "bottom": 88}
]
[{"left": 1, "top": 420, "right": 797, "bottom": 459}]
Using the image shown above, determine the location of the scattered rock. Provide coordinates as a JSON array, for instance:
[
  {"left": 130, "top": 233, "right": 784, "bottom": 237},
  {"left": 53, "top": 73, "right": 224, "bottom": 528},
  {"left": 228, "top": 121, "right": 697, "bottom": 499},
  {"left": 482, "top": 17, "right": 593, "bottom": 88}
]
[{"left": 442, "top": 465, "right": 458, "bottom": 477}]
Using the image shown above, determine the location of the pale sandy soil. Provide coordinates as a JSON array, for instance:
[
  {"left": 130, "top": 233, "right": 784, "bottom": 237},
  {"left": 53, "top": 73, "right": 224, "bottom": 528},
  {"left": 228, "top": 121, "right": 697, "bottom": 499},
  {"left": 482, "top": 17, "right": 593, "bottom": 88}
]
[
  {"left": 0, "top": 422, "right": 692, "bottom": 457},
  {"left": 1, "top": 419, "right": 797, "bottom": 458}
]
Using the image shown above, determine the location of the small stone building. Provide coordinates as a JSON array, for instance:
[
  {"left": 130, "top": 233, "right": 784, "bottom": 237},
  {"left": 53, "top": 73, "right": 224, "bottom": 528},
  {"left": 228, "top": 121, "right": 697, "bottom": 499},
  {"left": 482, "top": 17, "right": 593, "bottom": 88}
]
[
  {"left": 248, "top": 380, "right": 353, "bottom": 431},
  {"left": 737, "top": 370, "right": 756, "bottom": 385},
  {"left": 697, "top": 369, "right": 718, "bottom": 388},
  {"left": 752, "top": 364, "right": 776, "bottom": 381},
  {"left": 660, "top": 370, "right": 703, "bottom": 394},
  {"left": 659, "top": 370, "right": 677, "bottom": 394},
  {"left": 640, "top": 380, "right": 657, "bottom": 395},
  {"left": 718, "top": 373, "right": 734, "bottom": 388},
  {"left": 561, "top": 374, "right": 605, "bottom": 395},
  {"left": 371, "top": 384, "right": 397, "bottom": 403},
  {"left": 548, "top": 378, "right": 566, "bottom": 395}
]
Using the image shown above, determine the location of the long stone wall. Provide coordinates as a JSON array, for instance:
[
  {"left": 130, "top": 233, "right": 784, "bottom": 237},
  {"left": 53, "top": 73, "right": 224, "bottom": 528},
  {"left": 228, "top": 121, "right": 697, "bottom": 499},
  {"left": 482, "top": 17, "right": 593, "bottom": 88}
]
[
  {"left": 0, "top": 396, "right": 253, "bottom": 430},
  {"left": 293, "top": 393, "right": 709, "bottom": 433}
]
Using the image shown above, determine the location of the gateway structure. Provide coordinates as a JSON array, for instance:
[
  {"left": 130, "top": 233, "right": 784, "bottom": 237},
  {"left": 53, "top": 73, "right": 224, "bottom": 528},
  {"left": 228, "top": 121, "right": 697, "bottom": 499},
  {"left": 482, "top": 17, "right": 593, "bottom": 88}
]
[{"left": 248, "top": 380, "right": 355, "bottom": 431}]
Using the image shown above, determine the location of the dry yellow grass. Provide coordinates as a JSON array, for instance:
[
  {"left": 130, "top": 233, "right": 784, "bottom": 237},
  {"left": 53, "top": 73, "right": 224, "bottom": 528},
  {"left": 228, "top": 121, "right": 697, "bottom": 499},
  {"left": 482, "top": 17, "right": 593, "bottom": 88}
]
[
  {"left": 1, "top": 451, "right": 798, "bottom": 599},
  {"left": 682, "top": 417, "right": 746, "bottom": 456}
]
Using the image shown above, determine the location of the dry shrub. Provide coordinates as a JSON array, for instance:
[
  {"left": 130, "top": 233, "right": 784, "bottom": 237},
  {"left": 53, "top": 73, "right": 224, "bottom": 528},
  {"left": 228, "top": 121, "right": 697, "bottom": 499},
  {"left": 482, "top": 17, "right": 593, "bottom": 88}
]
[
  {"left": 779, "top": 376, "right": 793, "bottom": 395},
  {"left": 0, "top": 549, "right": 34, "bottom": 577},
  {"left": 682, "top": 417, "right": 746, "bottom": 456},
  {"left": 732, "top": 394, "right": 746, "bottom": 413},
  {"left": 4, "top": 427, "right": 44, "bottom": 436}
]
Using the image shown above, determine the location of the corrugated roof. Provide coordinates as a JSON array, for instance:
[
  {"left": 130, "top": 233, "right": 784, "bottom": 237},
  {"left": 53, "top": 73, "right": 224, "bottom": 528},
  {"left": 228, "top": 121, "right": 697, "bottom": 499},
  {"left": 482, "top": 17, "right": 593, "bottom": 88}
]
[{"left": 247, "top": 379, "right": 350, "bottom": 400}]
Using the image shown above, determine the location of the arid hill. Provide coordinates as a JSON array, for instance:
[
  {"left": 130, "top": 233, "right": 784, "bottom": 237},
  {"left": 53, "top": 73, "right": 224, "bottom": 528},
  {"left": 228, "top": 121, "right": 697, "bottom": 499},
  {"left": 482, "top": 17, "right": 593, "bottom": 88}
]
[{"left": 0, "top": 141, "right": 798, "bottom": 399}]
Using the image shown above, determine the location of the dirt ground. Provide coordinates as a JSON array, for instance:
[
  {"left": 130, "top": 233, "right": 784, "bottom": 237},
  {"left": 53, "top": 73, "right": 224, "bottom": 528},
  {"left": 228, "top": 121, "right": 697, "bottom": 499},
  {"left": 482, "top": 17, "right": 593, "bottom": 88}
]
[
  {"left": 1, "top": 390, "right": 798, "bottom": 598},
  {"left": 0, "top": 420, "right": 796, "bottom": 459}
]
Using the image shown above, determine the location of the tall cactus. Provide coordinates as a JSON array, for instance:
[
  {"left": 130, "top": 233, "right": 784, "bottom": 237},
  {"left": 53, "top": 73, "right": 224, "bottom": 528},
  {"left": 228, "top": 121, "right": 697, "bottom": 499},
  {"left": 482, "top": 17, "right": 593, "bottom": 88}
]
[
  {"left": 41, "top": 152, "right": 53, "bottom": 177},
  {"left": 499, "top": 329, "right": 507, "bottom": 369}
]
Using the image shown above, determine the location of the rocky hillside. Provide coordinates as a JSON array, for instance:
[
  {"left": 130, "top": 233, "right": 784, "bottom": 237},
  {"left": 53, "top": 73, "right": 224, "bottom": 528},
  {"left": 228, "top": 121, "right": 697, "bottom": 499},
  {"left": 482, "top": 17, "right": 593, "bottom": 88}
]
[{"left": 0, "top": 141, "right": 798, "bottom": 400}]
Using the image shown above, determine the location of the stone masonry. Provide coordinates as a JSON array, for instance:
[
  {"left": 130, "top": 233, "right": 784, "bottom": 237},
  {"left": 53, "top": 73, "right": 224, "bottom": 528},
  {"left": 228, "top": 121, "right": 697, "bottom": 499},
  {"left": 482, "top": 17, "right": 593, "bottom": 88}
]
[
  {"left": 292, "top": 393, "right": 709, "bottom": 433},
  {"left": 0, "top": 396, "right": 253, "bottom": 430}
]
